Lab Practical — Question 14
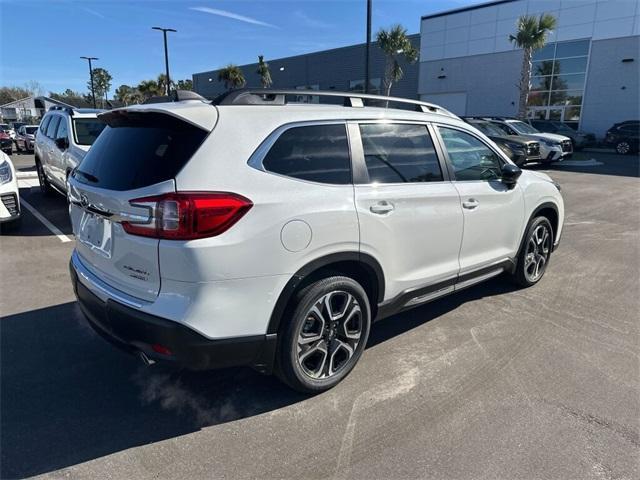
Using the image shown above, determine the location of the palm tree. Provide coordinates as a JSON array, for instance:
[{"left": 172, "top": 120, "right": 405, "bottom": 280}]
[
  {"left": 376, "top": 25, "right": 419, "bottom": 99},
  {"left": 509, "top": 13, "right": 557, "bottom": 119},
  {"left": 256, "top": 55, "right": 272, "bottom": 88},
  {"left": 157, "top": 74, "right": 175, "bottom": 95},
  {"left": 137, "top": 79, "right": 163, "bottom": 100},
  {"left": 218, "top": 65, "right": 246, "bottom": 90}
]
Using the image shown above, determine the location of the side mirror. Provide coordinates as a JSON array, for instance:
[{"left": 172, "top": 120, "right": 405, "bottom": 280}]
[
  {"left": 501, "top": 163, "right": 522, "bottom": 188},
  {"left": 55, "top": 137, "right": 69, "bottom": 150}
]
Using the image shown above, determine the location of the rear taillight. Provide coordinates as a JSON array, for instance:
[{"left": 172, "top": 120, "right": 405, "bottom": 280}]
[{"left": 122, "top": 192, "right": 252, "bottom": 240}]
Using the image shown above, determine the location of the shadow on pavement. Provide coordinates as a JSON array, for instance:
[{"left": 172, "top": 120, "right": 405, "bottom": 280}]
[
  {"left": 0, "top": 187, "right": 73, "bottom": 237},
  {"left": 0, "top": 276, "right": 518, "bottom": 478}
]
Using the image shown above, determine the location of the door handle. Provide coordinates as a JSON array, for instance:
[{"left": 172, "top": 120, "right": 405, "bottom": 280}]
[
  {"left": 370, "top": 201, "right": 394, "bottom": 215},
  {"left": 462, "top": 198, "right": 479, "bottom": 210}
]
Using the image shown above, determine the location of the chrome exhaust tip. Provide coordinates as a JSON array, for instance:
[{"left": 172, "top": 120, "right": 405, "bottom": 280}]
[{"left": 138, "top": 351, "right": 156, "bottom": 366}]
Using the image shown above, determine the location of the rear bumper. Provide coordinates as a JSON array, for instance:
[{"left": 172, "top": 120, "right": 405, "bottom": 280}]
[{"left": 70, "top": 257, "right": 277, "bottom": 373}]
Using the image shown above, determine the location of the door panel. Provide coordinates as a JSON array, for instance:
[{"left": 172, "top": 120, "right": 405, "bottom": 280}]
[
  {"left": 356, "top": 183, "right": 464, "bottom": 299},
  {"left": 436, "top": 125, "right": 525, "bottom": 273},
  {"left": 453, "top": 181, "right": 524, "bottom": 272},
  {"left": 351, "top": 121, "right": 463, "bottom": 301}
]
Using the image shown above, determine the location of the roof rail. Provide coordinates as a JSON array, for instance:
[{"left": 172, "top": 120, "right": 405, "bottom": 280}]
[
  {"left": 212, "top": 89, "right": 458, "bottom": 118},
  {"left": 49, "top": 105, "right": 75, "bottom": 115}
]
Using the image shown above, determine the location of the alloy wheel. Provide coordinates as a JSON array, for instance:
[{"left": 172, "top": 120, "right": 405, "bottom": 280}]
[
  {"left": 524, "top": 224, "right": 551, "bottom": 282},
  {"left": 296, "top": 291, "right": 363, "bottom": 379},
  {"left": 616, "top": 142, "right": 630, "bottom": 154}
]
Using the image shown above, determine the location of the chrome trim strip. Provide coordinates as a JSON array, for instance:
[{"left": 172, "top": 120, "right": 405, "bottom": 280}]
[
  {"left": 455, "top": 268, "right": 503, "bottom": 291},
  {"left": 71, "top": 250, "right": 149, "bottom": 309},
  {"left": 404, "top": 285, "right": 455, "bottom": 307}
]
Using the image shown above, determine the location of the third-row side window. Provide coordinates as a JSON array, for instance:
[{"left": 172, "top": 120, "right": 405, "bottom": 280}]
[
  {"left": 262, "top": 124, "right": 351, "bottom": 184},
  {"left": 359, "top": 123, "right": 443, "bottom": 184}
]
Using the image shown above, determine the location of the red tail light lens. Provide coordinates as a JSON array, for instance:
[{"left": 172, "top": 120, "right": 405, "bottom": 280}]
[{"left": 122, "top": 192, "right": 252, "bottom": 240}]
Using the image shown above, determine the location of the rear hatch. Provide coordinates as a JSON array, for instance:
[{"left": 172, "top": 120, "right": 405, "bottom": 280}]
[{"left": 68, "top": 108, "right": 211, "bottom": 301}]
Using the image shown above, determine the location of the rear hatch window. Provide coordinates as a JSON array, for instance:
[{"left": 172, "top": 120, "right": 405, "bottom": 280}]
[{"left": 75, "top": 111, "right": 208, "bottom": 191}]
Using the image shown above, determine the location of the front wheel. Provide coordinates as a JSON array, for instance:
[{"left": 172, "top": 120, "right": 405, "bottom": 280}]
[
  {"left": 36, "top": 159, "right": 54, "bottom": 195},
  {"left": 276, "top": 276, "right": 371, "bottom": 393},
  {"left": 615, "top": 140, "right": 632, "bottom": 155},
  {"left": 510, "top": 216, "right": 553, "bottom": 287}
]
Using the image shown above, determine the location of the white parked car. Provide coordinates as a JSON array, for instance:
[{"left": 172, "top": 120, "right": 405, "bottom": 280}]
[
  {"left": 34, "top": 106, "right": 106, "bottom": 195},
  {"left": 0, "top": 152, "right": 20, "bottom": 223},
  {"left": 486, "top": 117, "right": 573, "bottom": 163},
  {"left": 68, "top": 89, "right": 564, "bottom": 392}
]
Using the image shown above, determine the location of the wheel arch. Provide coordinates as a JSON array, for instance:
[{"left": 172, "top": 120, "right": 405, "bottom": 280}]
[
  {"left": 266, "top": 252, "right": 385, "bottom": 335},
  {"left": 515, "top": 201, "right": 560, "bottom": 265},
  {"left": 531, "top": 202, "right": 559, "bottom": 244}
]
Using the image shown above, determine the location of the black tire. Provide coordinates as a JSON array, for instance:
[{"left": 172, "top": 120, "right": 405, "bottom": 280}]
[
  {"left": 615, "top": 140, "right": 632, "bottom": 155},
  {"left": 36, "top": 159, "right": 54, "bottom": 195},
  {"left": 275, "top": 275, "right": 371, "bottom": 393},
  {"left": 510, "top": 216, "right": 553, "bottom": 287}
]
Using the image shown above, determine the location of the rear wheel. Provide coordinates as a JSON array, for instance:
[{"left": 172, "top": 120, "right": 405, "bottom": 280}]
[
  {"left": 276, "top": 276, "right": 371, "bottom": 393},
  {"left": 36, "top": 159, "right": 54, "bottom": 195},
  {"left": 510, "top": 216, "right": 553, "bottom": 287}
]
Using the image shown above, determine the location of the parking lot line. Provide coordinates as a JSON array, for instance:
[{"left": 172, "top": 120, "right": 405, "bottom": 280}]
[{"left": 19, "top": 198, "right": 73, "bottom": 243}]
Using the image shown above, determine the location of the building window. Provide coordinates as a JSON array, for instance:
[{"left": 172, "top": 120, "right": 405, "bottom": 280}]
[
  {"left": 349, "top": 78, "right": 381, "bottom": 95},
  {"left": 527, "top": 39, "right": 590, "bottom": 129}
]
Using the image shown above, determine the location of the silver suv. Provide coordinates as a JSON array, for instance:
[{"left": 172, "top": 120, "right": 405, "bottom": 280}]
[{"left": 34, "top": 106, "right": 106, "bottom": 195}]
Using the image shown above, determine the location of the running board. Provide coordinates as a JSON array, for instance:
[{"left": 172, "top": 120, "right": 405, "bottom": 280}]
[{"left": 455, "top": 267, "right": 504, "bottom": 291}]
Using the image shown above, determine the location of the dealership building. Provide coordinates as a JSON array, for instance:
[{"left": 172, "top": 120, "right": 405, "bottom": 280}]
[
  {"left": 193, "top": 0, "right": 639, "bottom": 137},
  {"left": 419, "top": 0, "right": 639, "bottom": 136},
  {"left": 192, "top": 34, "right": 419, "bottom": 101}
]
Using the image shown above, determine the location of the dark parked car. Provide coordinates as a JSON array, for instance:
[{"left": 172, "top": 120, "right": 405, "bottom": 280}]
[
  {"left": 528, "top": 120, "right": 595, "bottom": 150},
  {"left": 604, "top": 121, "right": 639, "bottom": 155},
  {"left": 463, "top": 118, "right": 541, "bottom": 166}
]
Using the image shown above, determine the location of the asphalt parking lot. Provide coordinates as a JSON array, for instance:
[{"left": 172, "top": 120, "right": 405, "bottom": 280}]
[{"left": 1, "top": 151, "right": 638, "bottom": 479}]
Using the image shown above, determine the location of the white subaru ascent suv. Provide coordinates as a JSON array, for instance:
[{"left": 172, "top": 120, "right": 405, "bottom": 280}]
[{"left": 68, "top": 89, "right": 564, "bottom": 392}]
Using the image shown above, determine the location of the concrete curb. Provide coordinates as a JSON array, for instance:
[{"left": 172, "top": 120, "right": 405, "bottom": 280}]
[{"left": 17, "top": 171, "right": 38, "bottom": 179}]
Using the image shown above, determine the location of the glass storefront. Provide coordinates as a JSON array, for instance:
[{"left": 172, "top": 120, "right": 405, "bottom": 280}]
[{"left": 527, "top": 39, "right": 590, "bottom": 129}]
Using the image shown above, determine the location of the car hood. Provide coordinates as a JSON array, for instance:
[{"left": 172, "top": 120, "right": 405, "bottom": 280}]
[
  {"left": 522, "top": 132, "right": 571, "bottom": 143},
  {"left": 492, "top": 135, "right": 536, "bottom": 145}
]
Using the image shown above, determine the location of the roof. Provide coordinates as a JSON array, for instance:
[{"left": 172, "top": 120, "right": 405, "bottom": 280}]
[{"left": 421, "top": 0, "right": 515, "bottom": 20}]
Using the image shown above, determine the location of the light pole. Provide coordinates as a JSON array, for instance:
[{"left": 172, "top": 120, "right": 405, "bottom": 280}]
[
  {"left": 152, "top": 26, "right": 177, "bottom": 96},
  {"left": 364, "top": 0, "right": 372, "bottom": 94},
  {"left": 80, "top": 56, "right": 98, "bottom": 108}
]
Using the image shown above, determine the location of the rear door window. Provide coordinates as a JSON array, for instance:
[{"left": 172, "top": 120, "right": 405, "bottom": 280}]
[
  {"left": 262, "top": 124, "right": 351, "bottom": 184},
  {"left": 56, "top": 118, "right": 68, "bottom": 141},
  {"left": 74, "top": 112, "right": 208, "bottom": 191},
  {"left": 359, "top": 123, "right": 443, "bottom": 183}
]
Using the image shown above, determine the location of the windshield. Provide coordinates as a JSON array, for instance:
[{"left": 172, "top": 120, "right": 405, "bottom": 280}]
[
  {"left": 25, "top": 127, "right": 38, "bottom": 134},
  {"left": 73, "top": 118, "right": 107, "bottom": 146},
  {"left": 510, "top": 121, "right": 539, "bottom": 135},
  {"left": 473, "top": 122, "right": 507, "bottom": 137}
]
